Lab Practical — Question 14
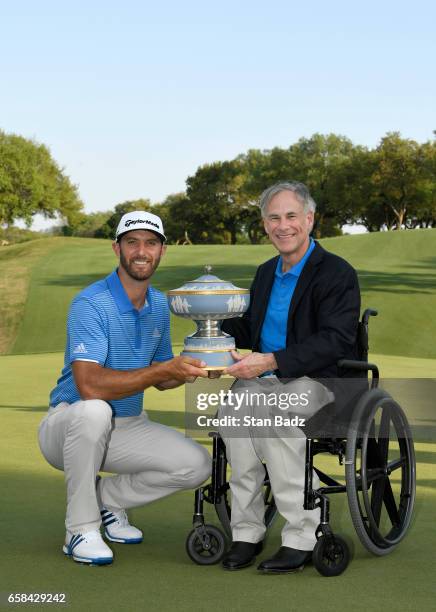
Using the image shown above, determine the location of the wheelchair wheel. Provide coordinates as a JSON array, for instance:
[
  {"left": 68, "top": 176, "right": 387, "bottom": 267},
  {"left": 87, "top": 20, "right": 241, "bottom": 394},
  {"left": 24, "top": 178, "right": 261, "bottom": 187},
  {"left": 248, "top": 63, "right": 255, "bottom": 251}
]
[
  {"left": 345, "top": 389, "right": 416, "bottom": 555},
  {"left": 214, "top": 464, "right": 278, "bottom": 539},
  {"left": 186, "top": 524, "right": 226, "bottom": 565},
  {"left": 312, "top": 535, "right": 350, "bottom": 577}
]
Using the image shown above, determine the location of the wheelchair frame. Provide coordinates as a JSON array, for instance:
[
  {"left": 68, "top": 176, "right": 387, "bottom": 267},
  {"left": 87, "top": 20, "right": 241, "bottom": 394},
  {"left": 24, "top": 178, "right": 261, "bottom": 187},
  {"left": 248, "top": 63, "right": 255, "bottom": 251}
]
[{"left": 185, "top": 309, "right": 416, "bottom": 576}]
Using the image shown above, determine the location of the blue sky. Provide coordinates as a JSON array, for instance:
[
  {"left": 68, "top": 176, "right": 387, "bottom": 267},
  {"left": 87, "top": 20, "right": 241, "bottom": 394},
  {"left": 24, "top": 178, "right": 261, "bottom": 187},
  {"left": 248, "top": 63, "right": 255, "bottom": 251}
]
[{"left": 1, "top": 0, "right": 435, "bottom": 227}]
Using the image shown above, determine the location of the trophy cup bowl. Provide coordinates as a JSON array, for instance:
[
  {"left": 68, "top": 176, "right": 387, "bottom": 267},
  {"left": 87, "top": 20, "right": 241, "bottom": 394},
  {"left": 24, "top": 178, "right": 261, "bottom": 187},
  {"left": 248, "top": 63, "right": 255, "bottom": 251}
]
[{"left": 167, "top": 265, "right": 250, "bottom": 370}]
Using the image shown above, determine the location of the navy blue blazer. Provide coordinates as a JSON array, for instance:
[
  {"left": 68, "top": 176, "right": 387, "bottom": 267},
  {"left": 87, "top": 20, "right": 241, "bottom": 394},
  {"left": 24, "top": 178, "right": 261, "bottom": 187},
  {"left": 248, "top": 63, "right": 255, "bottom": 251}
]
[{"left": 221, "top": 242, "right": 361, "bottom": 379}]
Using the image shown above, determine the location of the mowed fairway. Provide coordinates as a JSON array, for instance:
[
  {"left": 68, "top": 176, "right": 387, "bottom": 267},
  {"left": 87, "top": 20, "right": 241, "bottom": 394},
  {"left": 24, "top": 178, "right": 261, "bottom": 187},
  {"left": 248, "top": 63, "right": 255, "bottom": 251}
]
[
  {"left": 1, "top": 231, "right": 436, "bottom": 611},
  {"left": 1, "top": 352, "right": 435, "bottom": 612},
  {"left": 6, "top": 229, "right": 436, "bottom": 359}
]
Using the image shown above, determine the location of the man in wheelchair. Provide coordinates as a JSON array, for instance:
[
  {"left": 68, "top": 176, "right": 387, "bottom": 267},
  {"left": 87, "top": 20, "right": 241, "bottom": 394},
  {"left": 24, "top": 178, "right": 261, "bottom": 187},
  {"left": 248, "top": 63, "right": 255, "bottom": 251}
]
[{"left": 218, "top": 181, "right": 362, "bottom": 573}]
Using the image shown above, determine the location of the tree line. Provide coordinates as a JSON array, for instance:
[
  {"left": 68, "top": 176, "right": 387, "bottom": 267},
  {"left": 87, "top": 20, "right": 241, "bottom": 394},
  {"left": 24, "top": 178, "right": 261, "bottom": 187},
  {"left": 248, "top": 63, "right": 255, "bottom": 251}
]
[
  {"left": 0, "top": 130, "right": 83, "bottom": 230},
  {"left": 1, "top": 129, "right": 435, "bottom": 244}
]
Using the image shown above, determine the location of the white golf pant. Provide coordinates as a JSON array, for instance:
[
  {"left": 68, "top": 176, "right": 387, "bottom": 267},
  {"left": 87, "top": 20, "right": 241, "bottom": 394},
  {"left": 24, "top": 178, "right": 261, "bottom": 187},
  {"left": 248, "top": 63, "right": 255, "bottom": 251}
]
[{"left": 38, "top": 400, "right": 211, "bottom": 534}]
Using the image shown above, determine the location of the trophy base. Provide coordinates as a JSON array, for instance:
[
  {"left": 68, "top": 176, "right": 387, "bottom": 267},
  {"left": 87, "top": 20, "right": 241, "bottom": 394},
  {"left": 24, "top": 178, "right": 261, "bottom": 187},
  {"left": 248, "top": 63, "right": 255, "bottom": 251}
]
[
  {"left": 180, "top": 348, "right": 236, "bottom": 370},
  {"left": 181, "top": 331, "right": 236, "bottom": 370}
]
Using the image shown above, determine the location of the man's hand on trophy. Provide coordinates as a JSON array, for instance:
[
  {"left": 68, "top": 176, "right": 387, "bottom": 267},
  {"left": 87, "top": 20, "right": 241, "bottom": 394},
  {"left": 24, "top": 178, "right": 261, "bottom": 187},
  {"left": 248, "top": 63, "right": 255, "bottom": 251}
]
[
  {"left": 166, "top": 356, "right": 209, "bottom": 383},
  {"left": 207, "top": 370, "right": 222, "bottom": 379},
  {"left": 223, "top": 351, "right": 278, "bottom": 379}
]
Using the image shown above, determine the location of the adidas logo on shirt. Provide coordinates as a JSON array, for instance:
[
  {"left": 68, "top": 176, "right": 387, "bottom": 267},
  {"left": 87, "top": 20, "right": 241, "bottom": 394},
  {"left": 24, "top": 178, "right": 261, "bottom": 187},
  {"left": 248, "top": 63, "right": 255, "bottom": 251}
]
[
  {"left": 73, "top": 343, "right": 87, "bottom": 354},
  {"left": 152, "top": 328, "right": 161, "bottom": 338}
]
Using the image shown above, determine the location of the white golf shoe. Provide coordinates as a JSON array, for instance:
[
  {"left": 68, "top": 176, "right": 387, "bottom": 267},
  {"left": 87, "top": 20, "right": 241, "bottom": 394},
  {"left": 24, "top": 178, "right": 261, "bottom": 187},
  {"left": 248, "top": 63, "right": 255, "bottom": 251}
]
[
  {"left": 63, "top": 529, "right": 113, "bottom": 565},
  {"left": 101, "top": 508, "right": 143, "bottom": 544}
]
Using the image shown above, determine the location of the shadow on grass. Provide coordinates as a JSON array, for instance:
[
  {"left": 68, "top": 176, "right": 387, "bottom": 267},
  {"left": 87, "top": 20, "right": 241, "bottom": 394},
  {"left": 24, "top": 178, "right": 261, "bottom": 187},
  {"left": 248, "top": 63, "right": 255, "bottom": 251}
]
[
  {"left": 4, "top": 405, "right": 436, "bottom": 446},
  {"left": 39, "top": 272, "right": 104, "bottom": 288},
  {"left": 3, "top": 406, "right": 192, "bottom": 428},
  {"left": 146, "top": 409, "right": 185, "bottom": 428},
  {"left": 40, "top": 264, "right": 259, "bottom": 292},
  {"left": 40, "top": 261, "right": 436, "bottom": 297},
  {"left": 0, "top": 405, "right": 48, "bottom": 412},
  {"left": 413, "top": 450, "right": 436, "bottom": 464},
  {"left": 402, "top": 257, "right": 436, "bottom": 270},
  {"left": 356, "top": 269, "right": 436, "bottom": 295}
]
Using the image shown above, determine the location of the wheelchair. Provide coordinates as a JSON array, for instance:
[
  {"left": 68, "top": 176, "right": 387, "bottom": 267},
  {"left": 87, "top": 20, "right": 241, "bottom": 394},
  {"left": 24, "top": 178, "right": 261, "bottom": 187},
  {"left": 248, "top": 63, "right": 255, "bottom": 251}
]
[{"left": 185, "top": 309, "right": 416, "bottom": 576}]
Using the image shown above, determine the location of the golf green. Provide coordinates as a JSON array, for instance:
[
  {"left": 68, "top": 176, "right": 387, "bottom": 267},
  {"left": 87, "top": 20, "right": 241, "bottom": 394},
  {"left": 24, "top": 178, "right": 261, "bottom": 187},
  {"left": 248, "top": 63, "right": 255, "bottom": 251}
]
[{"left": 1, "top": 353, "right": 435, "bottom": 611}]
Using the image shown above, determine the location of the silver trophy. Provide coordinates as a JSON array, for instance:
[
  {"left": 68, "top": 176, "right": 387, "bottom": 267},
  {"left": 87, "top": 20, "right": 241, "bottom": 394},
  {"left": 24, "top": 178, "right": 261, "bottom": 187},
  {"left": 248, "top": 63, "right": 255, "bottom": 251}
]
[{"left": 167, "top": 265, "right": 250, "bottom": 370}]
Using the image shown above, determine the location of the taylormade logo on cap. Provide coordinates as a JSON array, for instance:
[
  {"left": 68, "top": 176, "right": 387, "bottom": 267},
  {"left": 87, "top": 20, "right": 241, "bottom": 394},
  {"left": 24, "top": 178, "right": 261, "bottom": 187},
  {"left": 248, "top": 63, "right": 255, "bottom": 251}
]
[
  {"left": 125, "top": 218, "right": 159, "bottom": 229},
  {"left": 116, "top": 211, "right": 166, "bottom": 242}
]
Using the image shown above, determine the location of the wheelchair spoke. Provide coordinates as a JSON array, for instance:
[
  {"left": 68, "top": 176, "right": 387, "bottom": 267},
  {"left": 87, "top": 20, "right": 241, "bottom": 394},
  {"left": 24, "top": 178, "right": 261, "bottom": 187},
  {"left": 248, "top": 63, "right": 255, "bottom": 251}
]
[
  {"left": 193, "top": 535, "right": 220, "bottom": 556},
  {"left": 370, "top": 476, "right": 386, "bottom": 527},
  {"left": 364, "top": 467, "right": 384, "bottom": 482},
  {"left": 366, "top": 437, "right": 381, "bottom": 470},
  {"left": 377, "top": 406, "right": 391, "bottom": 465},
  {"left": 383, "top": 480, "right": 401, "bottom": 526},
  {"left": 387, "top": 457, "right": 405, "bottom": 473},
  {"left": 206, "top": 543, "right": 219, "bottom": 556}
]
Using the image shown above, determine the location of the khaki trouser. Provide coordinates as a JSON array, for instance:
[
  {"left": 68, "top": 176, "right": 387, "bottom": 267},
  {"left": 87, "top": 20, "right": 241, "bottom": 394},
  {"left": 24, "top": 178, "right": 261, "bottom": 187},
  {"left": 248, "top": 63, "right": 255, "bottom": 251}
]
[
  {"left": 38, "top": 400, "right": 211, "bottom": 534},
  {"left": 220, "top": 377, "right": 334, "bottom": 551}
]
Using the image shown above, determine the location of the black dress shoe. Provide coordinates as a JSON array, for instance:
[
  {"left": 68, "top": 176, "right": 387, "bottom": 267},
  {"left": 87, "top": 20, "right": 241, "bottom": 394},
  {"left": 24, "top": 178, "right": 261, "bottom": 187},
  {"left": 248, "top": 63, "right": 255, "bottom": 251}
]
[
  {"left": 257, "top": 546, "right": 312, "bottom": 574},
  {"left": 222, "top": 541, "right": 264, "bottom": 570}
]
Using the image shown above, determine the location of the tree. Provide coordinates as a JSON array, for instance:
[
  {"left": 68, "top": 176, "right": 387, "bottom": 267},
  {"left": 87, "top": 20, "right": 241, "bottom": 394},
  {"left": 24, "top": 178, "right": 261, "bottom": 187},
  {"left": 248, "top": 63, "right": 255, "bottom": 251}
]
[
  {"left": 186, "top": 160, "right": 246, "bottom": 244},
  {"left": 239, "top": 147, "right": 294, "bottom": 197},
  {"left": 287, "top": 134, "right": 355, "bottom": 237},
  {"left": 405, "top": 138, "right": 436, "bottom": 228},
  {"left": 70, "top": 210, "right": 112, "bottom": 237},
  {"left": 153, "top": 193, "right": 195, "bottom": 244},
  {"left": 239, "top": 137, "right": 354, "bottom": 238},
  {"left": 0, "top": 130, "right": 83, "bottom": 227},
  {"left": 339, "top": 146, "right": 380, "bottom": 232},
  {"left": 237, "top": 148, "right": 290, "bottom": 243},
  {"left": 370, "top": 133, "right": 429, "bottom": 230}
]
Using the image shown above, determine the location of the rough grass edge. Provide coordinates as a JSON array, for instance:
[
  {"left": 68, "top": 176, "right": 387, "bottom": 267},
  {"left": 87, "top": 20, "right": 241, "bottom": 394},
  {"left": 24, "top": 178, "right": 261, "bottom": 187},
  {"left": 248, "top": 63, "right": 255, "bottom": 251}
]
[{"left": 0, "top": 238, "right": 65, "bottom": 354}]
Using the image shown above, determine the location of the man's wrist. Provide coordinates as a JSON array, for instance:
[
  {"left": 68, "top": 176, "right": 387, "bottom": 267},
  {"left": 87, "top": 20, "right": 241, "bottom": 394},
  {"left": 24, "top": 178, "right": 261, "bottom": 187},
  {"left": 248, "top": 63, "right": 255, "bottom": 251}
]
[
  {"left": 147, "top": 360, "right": 172, "bottom": 385},
  {"left": 264, "top": 353, "right": 278, "bottom": 371}
]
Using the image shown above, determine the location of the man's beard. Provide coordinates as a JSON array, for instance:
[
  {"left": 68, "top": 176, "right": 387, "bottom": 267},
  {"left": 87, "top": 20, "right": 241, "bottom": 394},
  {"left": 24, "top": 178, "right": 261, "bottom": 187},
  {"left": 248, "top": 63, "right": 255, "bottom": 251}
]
[{"left": 119, "top": 250, "right": 161, "bottom": 281}]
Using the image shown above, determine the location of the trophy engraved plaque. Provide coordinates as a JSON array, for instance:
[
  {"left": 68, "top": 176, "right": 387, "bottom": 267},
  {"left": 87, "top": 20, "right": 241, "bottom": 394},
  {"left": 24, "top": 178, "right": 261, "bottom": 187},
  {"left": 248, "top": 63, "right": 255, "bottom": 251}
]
[{"left": 167, "top": 265, "right": 250, "bottom": 370}]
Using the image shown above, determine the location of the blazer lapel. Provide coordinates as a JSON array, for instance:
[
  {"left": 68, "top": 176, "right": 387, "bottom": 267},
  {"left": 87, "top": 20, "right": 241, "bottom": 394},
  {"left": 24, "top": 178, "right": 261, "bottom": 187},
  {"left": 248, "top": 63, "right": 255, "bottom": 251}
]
[
  {"left": 253, "top": 256, "right": 278, "bottom": 348},
  {"left": 286, "top": 243, "right": 324, "bottom": 331}
]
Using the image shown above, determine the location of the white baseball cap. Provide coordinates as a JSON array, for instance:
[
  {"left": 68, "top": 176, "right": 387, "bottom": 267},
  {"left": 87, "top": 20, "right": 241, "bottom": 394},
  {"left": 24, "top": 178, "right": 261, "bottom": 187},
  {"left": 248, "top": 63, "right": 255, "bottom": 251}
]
[{"left": 115, "top": 211, "right": 166, "bottom": 242}]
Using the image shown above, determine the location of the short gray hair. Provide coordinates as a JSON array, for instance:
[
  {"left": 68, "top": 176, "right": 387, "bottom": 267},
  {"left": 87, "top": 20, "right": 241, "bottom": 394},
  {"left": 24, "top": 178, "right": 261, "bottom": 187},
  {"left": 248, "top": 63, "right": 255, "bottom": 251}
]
[{"left": 259, "top": 181, "right": 316, "bottom": 217}]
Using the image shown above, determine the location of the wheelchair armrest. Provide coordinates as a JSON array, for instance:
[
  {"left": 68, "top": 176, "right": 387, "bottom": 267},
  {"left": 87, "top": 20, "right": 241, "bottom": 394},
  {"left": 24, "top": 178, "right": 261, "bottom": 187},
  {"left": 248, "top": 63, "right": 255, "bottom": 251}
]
[{"left": 337, "top": 359, "right": 379, "bottom": 388}]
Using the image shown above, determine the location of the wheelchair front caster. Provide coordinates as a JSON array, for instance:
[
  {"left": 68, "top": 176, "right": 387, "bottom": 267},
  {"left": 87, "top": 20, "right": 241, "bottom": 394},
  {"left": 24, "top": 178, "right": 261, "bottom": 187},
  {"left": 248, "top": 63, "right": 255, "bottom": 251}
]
[
  {"left": 312, "top": 535, "right": 350, "bottom": 577},
  {"left": 186, "top": 524, "right": 226, "bottom": 565}
]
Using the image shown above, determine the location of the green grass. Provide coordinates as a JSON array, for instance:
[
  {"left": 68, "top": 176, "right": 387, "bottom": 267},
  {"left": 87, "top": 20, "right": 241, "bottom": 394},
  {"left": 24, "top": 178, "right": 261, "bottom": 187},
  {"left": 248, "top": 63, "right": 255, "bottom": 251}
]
[
  {"left": 0, "top": 238, "right": 62, "bottom": 353},
  {"left": 1, "top": 231, "right": 436, "bottom": 607},
  {"left": 1, "top": 352, "right": 435, "bottom": 612},
  {"left": 6, "top": 229, "right": 436, "bottom": 359}
]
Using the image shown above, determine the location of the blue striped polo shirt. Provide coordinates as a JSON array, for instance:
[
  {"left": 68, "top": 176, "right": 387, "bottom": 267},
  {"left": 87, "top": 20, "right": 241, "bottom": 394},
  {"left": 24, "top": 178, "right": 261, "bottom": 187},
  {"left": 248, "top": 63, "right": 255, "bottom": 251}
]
[{"left": 49, "top": 269, "right": 173, "bottom": 417}]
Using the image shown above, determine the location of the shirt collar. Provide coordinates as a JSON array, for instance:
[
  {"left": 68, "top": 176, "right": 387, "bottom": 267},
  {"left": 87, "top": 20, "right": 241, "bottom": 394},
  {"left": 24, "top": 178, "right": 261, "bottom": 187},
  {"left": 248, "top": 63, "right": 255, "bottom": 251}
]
[
  {"left": 106, "top": 269, "right": 151, "bottom": 315},
  {"left": 275, "top": 238, "right": 315, "bottom": 279}
]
